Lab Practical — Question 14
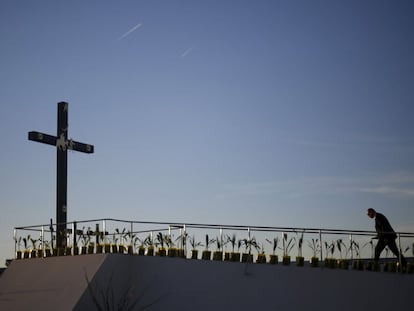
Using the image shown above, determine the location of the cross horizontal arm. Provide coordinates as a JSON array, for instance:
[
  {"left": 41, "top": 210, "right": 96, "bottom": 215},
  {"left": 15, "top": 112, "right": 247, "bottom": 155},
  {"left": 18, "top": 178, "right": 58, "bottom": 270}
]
[
  {"left": 28, "top": 131, "right": 56, "bottom": 146},
  {"left": 28, "top": 131, "right": 94, "bottom": 153},
  {"left": 68, "top": 140, "right": 94, "bottom": 154}
]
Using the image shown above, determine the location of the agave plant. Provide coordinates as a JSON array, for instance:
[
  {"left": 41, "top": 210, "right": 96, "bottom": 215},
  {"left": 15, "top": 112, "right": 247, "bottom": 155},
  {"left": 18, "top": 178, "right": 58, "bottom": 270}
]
[
  {"left": 240, "top": 237, "right": 257, "bottom": 263},
  {"left": 16, "top": 236, "right": 22, "bottom": 251},
  {"left": 307, "top": 238, "right": 320, "bottom": 267},
  {"left": 214, "top": 236, "right": 223, "bottom": 252},
  {"left": 336, "top": 239, "right": 350, "bottom": 269},
  {"left": 144, "top": 234, "right": 154, "bottom": 247},
  {"left": 281, "top": 233, "right": 295, "bottom": 257},
  {"left": 80, "top": 227, "right": 92, "bottom": 248},
  {"left": 242, "top": 237, "right": 258, "bottom": 255},
  {"left": 336, "top": 239, "right": 347, "bottom": 260},
  {"left": 189, "top": 235, "right": 203, "bottom": 250},
  {"left": 227, "top": 233, "right": 238, "bottom": 253},
  {"left": 295, "top": 231, "right": 304, "bottom": 258},
  {"left": 156, "top": 232, "right": 166, "bottom": 249},
  {"left": 307, "top": 238, "right": 320, "bottom": 258},
  {"left": 204, "top": 234, "right": 215, "bottom": 251},
  {"left": 256, "top": 243, "right": 267, "bottom": 264},
  {"left": 202, "top": 234, "right": 215, "bottom": 260},
  {"left": 188, "top": 235, "right": 203, "bottom": 260},
  {"left": 350, "top": 240, "right": 364, "bottom": 270},
  {"left": 175, "top": 231, "right": 188, "bottom": 250},
  {"left": 266, "top": 237, "right": 279, "bottom": 256},
  {"left": 164, "top": 234, "right": 175, "bottom": 249},
  {"left": 133, "top": 235, "right": 145, "bottom": 255}
]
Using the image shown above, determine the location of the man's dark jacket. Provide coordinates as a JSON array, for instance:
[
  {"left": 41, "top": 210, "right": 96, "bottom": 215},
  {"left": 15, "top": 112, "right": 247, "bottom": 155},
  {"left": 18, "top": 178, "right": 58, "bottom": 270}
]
[{"left": 375, "top": 212, "right": 397, "bottom": 240}]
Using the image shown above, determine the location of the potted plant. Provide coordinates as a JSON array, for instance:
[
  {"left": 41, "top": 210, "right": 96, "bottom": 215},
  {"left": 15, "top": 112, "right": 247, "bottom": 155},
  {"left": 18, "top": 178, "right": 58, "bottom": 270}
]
[
  {"left": 241, "top": 237, "right": 257, "bottom": 263},
  {"left": 256, "top": 243, "right": 267, "bottom": 264},
  {"left": 115, "top": 228, "right": 129, "bottom": 254},
  {"left": 281, "top": 233, "right": 295, "bottom": 265},
  {"left": 165, "top": 234, "right": 177, "bottom": 257},
  {"left": 189, "top": 235, "right": 202, "bottom": 259},
  {"left": 202, "top": 234, "right": 215, "bottom": 260},
  {"left": 336, "top": 239, "right": 349, "bottom": 269},
  {"left": 79, "top": 227, "right": 90, "bottom": 255},
  {"left": 155, "top": 232, "right": 167, "bottom": 256},
  {"left": 226, "top": 234, "right": 241, "bottom": 262},
  {"left": 213, "top": 236, "right": 224, "bottom": 261},
  {"left": 16, "top": 237, "right": 23, "bottom": 259},
  {"left": 175, "top": 231, "right": 188, "bottom": 258},
  {"left": 44, "top": 241, "right": 52, "bottom": 257},
  {"left": 307, "top": 238, "right": 320, "bottom": 267},
  {"left": 88, "top": 242, "right": 95, "bottom": 254},
  {"left": 125, "top": 232, "right": 135, "bottom": 255},
  {"left": 266, "top": 237, "right": 279, "bottom": 264},
  {"left": 22, "top": 235, "right": 31, "bottom": 258},
  {"left": 133, "top": 236, "right": 145, "bottom": 256},
  {"left": 30, "top": 236, "right": 39, "bottom": 258},
  {"left": 351, "top": 241, "right": 364, "bottom": 271},
  {"left": 295, "top": 231, "right": 304, "bottom": 267},
  {"left": 324, "top": 241, "right": 336, "bottom": 268},
  {"left": 145, "top": 234, "right": 155, "bottom": 256},
  {"left": 364, "top": 240, "right": 380, "bottom": 272}
]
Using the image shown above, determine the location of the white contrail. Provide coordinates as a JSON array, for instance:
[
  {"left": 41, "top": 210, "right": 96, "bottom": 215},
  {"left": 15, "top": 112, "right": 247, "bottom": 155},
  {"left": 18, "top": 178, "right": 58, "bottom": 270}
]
[
  {"left": 181, "top": 46, "right": 194, "bottom": 58},
  {"left": 118, "top": 23, "right": 142, "bottom": 40}
]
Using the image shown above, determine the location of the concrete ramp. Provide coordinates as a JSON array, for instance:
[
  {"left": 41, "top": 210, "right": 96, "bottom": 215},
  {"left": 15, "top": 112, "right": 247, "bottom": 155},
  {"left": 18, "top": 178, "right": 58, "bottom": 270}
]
[
  {"left": 1, "top": 254, "right": 413, "bottom": 310},
  {"left": 0, "top": 254, "right": 107, "bottom": 310}
]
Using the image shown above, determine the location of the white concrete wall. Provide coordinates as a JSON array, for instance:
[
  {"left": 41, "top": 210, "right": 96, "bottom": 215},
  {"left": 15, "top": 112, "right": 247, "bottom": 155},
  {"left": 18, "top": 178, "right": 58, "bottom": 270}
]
[
  {"left": 0, "top": 254, "right": 412, "bottom": 311},
  {"left": 76, "top": 255, "right": 413, "bottom": 311}
]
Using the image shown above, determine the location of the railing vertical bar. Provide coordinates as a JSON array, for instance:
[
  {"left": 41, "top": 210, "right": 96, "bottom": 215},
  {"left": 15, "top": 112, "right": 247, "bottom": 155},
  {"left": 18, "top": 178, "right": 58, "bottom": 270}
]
[
  {"left": 41, "top": 225, "right": 45, "bottom": 258},
  {"left": 319, "top": 230, "right": 323, "bottom": 262}
]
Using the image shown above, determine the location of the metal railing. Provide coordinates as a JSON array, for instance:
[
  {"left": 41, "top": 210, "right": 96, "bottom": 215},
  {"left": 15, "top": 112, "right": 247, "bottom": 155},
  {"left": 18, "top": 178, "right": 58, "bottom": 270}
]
[{"left": 13, "top": 218, "right": 414, "bottom": 269}]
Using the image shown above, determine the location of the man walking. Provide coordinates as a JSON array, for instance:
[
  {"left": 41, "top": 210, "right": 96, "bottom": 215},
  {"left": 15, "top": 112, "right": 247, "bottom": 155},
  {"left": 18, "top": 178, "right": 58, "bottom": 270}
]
[{"left": 367, "top": 208, "right": 406, "bottom": 267}]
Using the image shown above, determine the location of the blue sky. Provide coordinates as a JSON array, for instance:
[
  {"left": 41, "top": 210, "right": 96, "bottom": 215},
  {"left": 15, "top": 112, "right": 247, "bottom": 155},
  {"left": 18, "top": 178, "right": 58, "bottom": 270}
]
[{"left": 1, "top": 0, "right": 414, "bottom": 266}]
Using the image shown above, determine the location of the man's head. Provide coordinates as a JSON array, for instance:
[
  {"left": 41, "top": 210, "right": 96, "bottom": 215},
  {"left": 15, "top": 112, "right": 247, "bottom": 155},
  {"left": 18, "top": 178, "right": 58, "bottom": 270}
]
[{"left": 367, "top": 208, "right": 376, "bottom": 219}]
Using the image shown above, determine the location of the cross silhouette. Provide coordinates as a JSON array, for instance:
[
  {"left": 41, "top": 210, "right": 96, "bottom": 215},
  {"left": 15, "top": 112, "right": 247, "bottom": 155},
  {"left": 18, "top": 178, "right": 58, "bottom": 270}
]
[{"left": 28, "top": 102, "right": 94, "bottom": 249}]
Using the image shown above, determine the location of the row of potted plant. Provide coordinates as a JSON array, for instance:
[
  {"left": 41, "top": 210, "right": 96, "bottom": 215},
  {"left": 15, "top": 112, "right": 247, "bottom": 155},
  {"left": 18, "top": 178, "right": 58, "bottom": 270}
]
[{"left": 15, "top": 231, "right": 413, "bottom": 273}]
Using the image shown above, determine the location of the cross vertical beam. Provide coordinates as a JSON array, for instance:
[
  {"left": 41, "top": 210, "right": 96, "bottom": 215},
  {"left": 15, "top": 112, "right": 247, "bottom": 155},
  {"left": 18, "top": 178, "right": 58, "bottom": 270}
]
[
  {"left": 57, "top": 102, "right": 68, "bottom": 248},
  {"left": 28, "top": 102, "right": 94, "bottom": 250}
]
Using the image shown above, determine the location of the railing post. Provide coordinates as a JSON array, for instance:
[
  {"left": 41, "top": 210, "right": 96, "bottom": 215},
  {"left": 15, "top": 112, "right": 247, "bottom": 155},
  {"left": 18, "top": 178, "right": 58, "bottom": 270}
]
[
  {"left": 130, "top": 221, "right": 133, "bottom": 251},
  {"left": 102, "top": 220, "right": 106, "bottom": 244},
  {"left": 72, "top": 222, "right": 77, "bottom": 255},
  {"left": 319, "top": 230, "right": 323, "bottom": 262},
  {"left": 183, "top": 224, "right": 187, "bottom": 256},
  {"left": 13, "top": 228, "right": 17, "bottom": 259},
  {"left": 41, "top": 225, "right": 45, "bottom": 258},
  {"left": 95, "top": 223, "right": 100, "bottom": 246},
  {"left": 397, "top": 233, "right": 402, "bottom": 272},
  {"left": 350, "top": 234, "right": 354, "bottom": 261},
  {"left": 220, "top": 228, "right": 223, "bottom": 252}
]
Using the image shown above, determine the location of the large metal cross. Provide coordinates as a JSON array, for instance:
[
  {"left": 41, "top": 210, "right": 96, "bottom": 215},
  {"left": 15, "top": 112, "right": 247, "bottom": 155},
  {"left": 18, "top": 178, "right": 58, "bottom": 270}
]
[{"left": 28, "top": 102, "right": 94, "bottom": 249}]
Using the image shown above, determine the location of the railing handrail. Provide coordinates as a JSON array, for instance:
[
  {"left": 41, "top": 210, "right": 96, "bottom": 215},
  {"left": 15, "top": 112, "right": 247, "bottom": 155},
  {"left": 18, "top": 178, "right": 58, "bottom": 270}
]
[{"left": 13, "top": 217, "right": 414, "bottom": 237}]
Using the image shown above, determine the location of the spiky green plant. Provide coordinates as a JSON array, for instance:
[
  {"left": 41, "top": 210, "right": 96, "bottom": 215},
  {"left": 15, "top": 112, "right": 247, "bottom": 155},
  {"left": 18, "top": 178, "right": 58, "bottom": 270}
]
[
  {"left": 175, "top": 231, "right": 188, "bottom": 249},
  {"left": 227, "top": 234, "right": 237, "bottom": 253},
  {"left": 307, "top": 238, "right": 320, "bottom": 258},
  {"left": 281, "top": 233, "right": 295, "bottom": 257},
  {"left": 295, "top": 231, "right": 304, "bottom": 257},
  {"left": 155, "top": 232, "right": 166, "bottom": 249},
  {"left": 266, "top": 237, "right": 279, "bottom": 255},
  {"left": 242, "top": 237, "right": 258, "bottom": 254},
  {"left": 188, "top": 235, "right": 202, "bottom": 250},
  {"left": 336, "top": 239, "right": 347, "bottom": 259},
  {"left": 144, "top": 234, "right": 154, "bottom": 248},
  {"left": 204, "top": 234, "right": 215, "bottom": 251}
]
